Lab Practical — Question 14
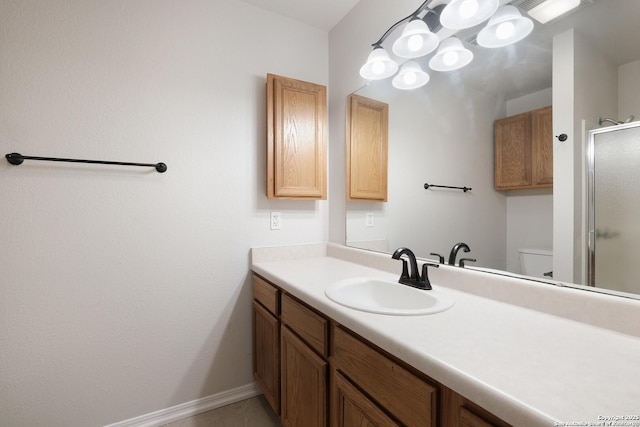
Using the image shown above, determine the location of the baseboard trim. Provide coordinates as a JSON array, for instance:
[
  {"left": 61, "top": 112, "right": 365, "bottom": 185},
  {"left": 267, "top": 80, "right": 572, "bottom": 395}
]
[{"left": 104, "top": 383, "right": 262, "bottom": 427}]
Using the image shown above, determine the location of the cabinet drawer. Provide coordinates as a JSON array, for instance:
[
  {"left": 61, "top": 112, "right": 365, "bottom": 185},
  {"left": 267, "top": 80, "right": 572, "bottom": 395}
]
[
  {"left": 332, "top": 325, "right": 438, "bottom": 427},
  {"left": 281, "top": 293, "right": 328, "bottom": 357},
  {"left": 253, "top": 274, "right": 279, "bottom": 315}
]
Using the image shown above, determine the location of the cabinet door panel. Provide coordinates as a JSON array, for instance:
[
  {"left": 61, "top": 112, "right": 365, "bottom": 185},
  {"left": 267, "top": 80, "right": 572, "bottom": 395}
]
[
  {"left": 532, "top": 106, "right": 553, "bottom": 186},
  {"left": 281, "top": 326, "right": 327, "bottom": 427},
  {"left": 267, "top": 73, "right": 327, "bottom": 199},
  {"left": 332, "top": 370, "right": 400, "bottom": 427},
  {"left": 347, "top": 94, "right": 388, "bottom": 201},
  {"left": 495, "top": 112, "right": 532, "bottom": 189},
  {"left": 252, "top": 301, "right": 280, "bottom": 414}
]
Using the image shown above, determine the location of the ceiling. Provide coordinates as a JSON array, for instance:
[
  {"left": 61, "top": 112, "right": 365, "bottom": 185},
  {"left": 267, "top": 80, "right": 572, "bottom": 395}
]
[
  {"left": 237, "top": 0, "right": 640, "bottom": 65},
  {"left": 237, "top": 0, "right": 360, "bottom": 31},
  {"left": 238, "top": 0, "right": 640, "bottom": 100}
]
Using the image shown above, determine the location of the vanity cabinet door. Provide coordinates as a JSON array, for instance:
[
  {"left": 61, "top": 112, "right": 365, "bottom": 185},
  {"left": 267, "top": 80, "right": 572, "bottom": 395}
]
[
  {"left": 331, "top": 325, "right": 438, "bottom": 427},
  {"left": 252, "top": 301, "right": 280, "bottom": 415},
  {"left": 267, "top": 73, "right": 327, "bottom": 200},
  {"left": 440, "top": 385, "right": 511, "bottom": 427},
  {"left": 331, "top": 369, "right": 400, "bottom": 427},
  {"left": 281, "top": 326, "right": 328, "bottom": 427},
  {"left": 347, "top": 94, "right": 388, "bottom": 201}
]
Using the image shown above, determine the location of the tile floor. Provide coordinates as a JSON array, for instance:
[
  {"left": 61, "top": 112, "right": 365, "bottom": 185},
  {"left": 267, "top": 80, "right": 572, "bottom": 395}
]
[{"left": 161, "top": 396, "right": 282, "bottom": 427}]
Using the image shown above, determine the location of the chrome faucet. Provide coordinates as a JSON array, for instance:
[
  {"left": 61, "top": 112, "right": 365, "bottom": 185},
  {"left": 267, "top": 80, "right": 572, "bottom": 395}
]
[
  {"left": 391, "top": 247, "right": 439, "bottom": 290},
  {"left": 448, "top": 242, "right": 470, "bottom": 266}
]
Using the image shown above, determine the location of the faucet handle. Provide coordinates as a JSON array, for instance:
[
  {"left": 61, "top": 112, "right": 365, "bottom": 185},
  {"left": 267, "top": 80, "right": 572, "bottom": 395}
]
[
  {"left": 430, "top": 252, "right": 445, "bottom": 264},
  {"left": 459, "top": 258, "right": 476, "bottom": 268},
  {"left": 398, "top": 258, "right": 410, "bottom": 281},
  {"left": 420, "top": 262, "right": 439, "bottom": 290}
]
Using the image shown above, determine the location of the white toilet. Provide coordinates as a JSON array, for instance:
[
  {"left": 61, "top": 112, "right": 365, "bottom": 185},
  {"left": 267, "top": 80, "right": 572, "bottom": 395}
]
[{"left": 518, "top": 248, "right": 553, "bottom": 279}]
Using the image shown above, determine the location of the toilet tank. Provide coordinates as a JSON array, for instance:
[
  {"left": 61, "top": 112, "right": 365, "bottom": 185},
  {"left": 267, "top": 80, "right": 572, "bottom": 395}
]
[{"left": 518, "top": 248, "right": 553, "bottom": 279}]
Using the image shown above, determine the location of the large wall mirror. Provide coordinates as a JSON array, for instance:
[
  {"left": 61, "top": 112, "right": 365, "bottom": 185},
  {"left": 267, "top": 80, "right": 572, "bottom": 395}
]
[{"left": 341, "top": 0, "right": 640, "bottom": 299}]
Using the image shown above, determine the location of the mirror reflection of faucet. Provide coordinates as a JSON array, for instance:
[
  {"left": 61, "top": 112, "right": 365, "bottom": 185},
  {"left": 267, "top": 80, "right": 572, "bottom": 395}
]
[
  {"left": 430, "top": 252, "right": 445, "bottom": 264},
  {"left": 391, "top": 247, "right": 439, "bottom": 290},
  {"left": 459, "top": 258, "right": 476, "bottom": 268},
  {"left": 448, "top": 242, "right": 471, "bottom": 266}
]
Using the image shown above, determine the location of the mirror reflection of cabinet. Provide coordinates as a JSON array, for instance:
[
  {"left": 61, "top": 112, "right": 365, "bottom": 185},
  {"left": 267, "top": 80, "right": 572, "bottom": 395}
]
[
  {"left": 494, "top": 106, "right": 553, "bottom": 190},
  {"left": 347, "top": 94, "right": 389, "bottom": 201},
  {"left": 267, "top": 73, "right": 327, "bottom": 199}
]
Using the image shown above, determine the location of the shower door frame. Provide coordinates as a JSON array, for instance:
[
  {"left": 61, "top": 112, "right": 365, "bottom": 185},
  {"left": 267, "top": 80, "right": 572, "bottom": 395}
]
[{"left": 586, "top": 120, "right": 640, "bottom": 287}]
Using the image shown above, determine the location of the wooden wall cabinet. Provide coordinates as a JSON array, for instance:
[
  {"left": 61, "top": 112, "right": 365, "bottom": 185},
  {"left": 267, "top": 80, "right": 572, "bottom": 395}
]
[
  {"left": 252, "top": 274, "right": 512, "bottom": 427},
  {"left": 494, "top": 106, "right": 553, "bottom": 190},
  {"left": 346, "top": 94, "right": 389, "bottom": 201},
  {"left": 266, "top": 73, "right": 327, "bottom": 199}
]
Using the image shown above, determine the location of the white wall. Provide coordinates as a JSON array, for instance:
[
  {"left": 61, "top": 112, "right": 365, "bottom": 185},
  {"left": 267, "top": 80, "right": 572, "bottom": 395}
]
[
  {"left": 553, "top": 28, "right": 618, "bottom": 284},
  {"left": 619, "top": 60, "right": 640, "bottom": 119},
  {"left": 0, "top": 1, "right": 329, "bottom": 426},
  {"left": 503, "top": 88, "right": 553, "bottom": 274},
  {"left": 328, "top": 0, "right": 423, "bottom": 247},
  {"left": 330, "top": 0, "right": 507, "bottom": 269}
]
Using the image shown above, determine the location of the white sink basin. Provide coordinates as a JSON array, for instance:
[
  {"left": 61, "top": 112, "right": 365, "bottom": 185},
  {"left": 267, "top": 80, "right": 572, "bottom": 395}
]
[{"left": 325, "top": 277, "right": 454, "bottom": 316}]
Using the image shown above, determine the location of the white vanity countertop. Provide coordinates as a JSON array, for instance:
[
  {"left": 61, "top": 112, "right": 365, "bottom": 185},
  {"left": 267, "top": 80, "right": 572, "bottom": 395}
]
[{"left": 251, "top": 244, "right": 640, "bottom": 427}]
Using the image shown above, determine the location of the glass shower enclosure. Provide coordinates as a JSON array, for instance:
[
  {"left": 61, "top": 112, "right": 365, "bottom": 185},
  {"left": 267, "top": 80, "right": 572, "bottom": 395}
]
[{"left": 587, "top": 121, "right": 640, "bottom": 295}]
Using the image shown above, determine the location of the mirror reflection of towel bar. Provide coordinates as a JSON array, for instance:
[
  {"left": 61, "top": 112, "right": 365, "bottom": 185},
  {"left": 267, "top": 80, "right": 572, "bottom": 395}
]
[
  {"left": 424, "top": 183, "right": 471, "bottom": 192},
  {"left": 5, "top": 152, "right": 167, "bottom": 173}
]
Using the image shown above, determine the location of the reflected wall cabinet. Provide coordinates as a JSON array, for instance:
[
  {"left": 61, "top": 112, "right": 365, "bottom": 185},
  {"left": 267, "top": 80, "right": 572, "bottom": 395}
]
[
  {"left": 494, "top": 106, "right": 553, "bottom": 190},
  {"left": 266, "top": 73, "right": 327, "bottom": 199},
  {"left": 347, "top": 94, "right": 389, "bottom": 201}
]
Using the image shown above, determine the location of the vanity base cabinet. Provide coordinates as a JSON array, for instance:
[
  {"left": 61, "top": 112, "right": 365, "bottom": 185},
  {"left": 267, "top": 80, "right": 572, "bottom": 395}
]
[{"left": 252, "top": 274, "right": 512, "bottom": 427}]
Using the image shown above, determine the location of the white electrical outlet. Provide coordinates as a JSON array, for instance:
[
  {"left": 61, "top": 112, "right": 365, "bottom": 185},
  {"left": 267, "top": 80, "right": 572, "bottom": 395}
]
[
  {"left": 365, "top": 212, "right": 374, "bottom": 227},
  {"left": 270, "top": 211, "right": 281, "bottom": 230}
]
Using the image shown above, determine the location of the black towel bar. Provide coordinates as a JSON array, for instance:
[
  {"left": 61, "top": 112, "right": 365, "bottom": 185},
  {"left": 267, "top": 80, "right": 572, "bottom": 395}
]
[
  {"left": 5, "top": 152, "right": 167, "bottom": 173},
  {"left": 424, "top": 183, "right": 471, "bottom": 192}
]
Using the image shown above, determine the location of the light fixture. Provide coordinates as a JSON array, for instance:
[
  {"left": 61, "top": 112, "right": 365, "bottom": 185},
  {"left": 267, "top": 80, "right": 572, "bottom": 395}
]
[
  {"left": 359, "top": 47, "right": 399, "bottom": 80},
  {"left": 429, "top": 37, "right": 474, "bottom": 71},
  {"left": 527, "top": 0, "right": 580, "bottom": 24},
  {"left": 392, "top": 61, "right": 430, "bottom": 90},
  {"left": 477, "top": 5, "right": 533, "bottom": 48},
  {"left": 440, "top": 0, "right": 499, "bottom": 30},
  {"left": 358, "top": 0, "right": 539, "bottom": 90},
  {"left": 392, "top": 19, "right": 439, "bottom": 58}
]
